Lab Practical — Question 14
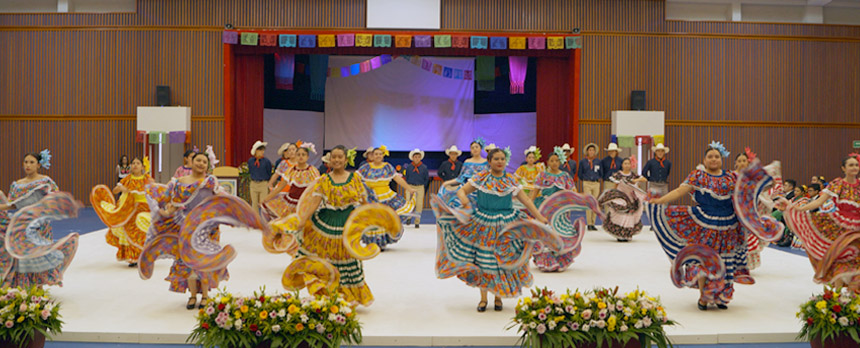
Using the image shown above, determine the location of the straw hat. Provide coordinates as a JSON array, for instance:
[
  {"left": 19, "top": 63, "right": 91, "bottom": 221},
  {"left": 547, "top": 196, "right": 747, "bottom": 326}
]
[
  {"left": 584, "top": 143, "right": 598, "bottom": 152},
  {"left": 652, "top": 143, "right": 669, "bottom": 154},
  {"left": 277, "top": 142, "right": 291, "bottom": 155},
  {"left": 363, "top": 147, "right": 374, "bottom": 158},
  {"left": 408, "top": 148, "right": 425, "bottom": 161},
  {"left": 561, "top": 143, "right": 573, "bottom": 152},
  {"left": 524, "top": 145, "right": 538, "bottom": 155},
  {"left": 251, "top": 141, "right": 267, "bottom": 156},
  {"left": 321, "top": 152, "right": 331, "bottom": 163},
  {"left": 605, "top": 143, "right": 620, "bottom": 152},
  {"left": 445, "top": 145, "right": 462, "bottom": 156}
]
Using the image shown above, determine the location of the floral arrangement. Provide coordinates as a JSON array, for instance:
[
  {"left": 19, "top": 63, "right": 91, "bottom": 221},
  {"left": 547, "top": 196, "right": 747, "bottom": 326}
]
[
  {"left": 510, "top": 287, "right": 675, "bottom": 348},
  {"left": 797, "top": 286, "right": 860, "bottom": 344},
  {"left": 188, "top": 288, "right": 362, "bottom": 348},
  {"left": 0, "top": 286, "right": 63, "bottom": 344}
]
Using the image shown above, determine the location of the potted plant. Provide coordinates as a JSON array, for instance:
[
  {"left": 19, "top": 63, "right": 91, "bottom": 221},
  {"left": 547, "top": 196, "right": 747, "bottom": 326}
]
[
  {"left": 237, "top": 162, "right": 251, "bottom": 204},
  {"left": 510, "top": 287, "right": 675, "bottom": 348},
  {"left": 188, "top": 288, "right": 362, "bottom": 348},
  {"left": 797, "top": 286, "right": 860, "bottom": 348},
  {"left": 0, "top": 286, "right": 63, "bottom": 348}
]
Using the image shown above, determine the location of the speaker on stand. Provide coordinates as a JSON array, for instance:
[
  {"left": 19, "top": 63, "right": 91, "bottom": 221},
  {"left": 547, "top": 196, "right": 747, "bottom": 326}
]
[
  {"left": 631, "top": 90, "right": 645, "bottom": 111},
  {"left": 156, "top": 86, "right": 171, "bottom": 106}
]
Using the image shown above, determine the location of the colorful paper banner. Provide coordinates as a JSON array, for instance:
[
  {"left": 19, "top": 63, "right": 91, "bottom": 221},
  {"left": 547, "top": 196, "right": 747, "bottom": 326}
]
[
  {"left": 337, "top": 34, "right": 355, "bottom": 47},
  {"left": 260, "top": 34, "right": 278, "bottom": 47},
  {"left": 148, "top": 131, "right": 166, "bottom": 144},
  {"left": 434, "top": 35, "right": 452, "bottom": 48},
  {"left": 402, "top": 55, "right": 474, "bottom": 80},
  {"left": 318, "top": 35, "right": 336, "bottom": 48},
  {"left": 240, "top": 33, "right": 258, "bottom": 46},
  {"left": 373, "top": 34, "right": 392, "bottom": 47},
  {"left": 510, "top": 37, "right": 526, "bottom": 49},
  {"left": 395, "top": 35, "right": 412, "bottom": 48},
  {"left": 222, "top": 31, "right": 238, "bottom": 44},
  {"left": 452, "top": 36, "right": 469, "bottom": 48},
  {"left": 470, "top": 36, "right": 488, "bottom": 49},
  {"left": 279, "top": 34, "right": 297, "bottom": 47},
  {"left": 298, "top": 35, "right": 316, "bottom": 48},
  {"left": 356, "top": 34, "right": 373, "bottom": 47},
  {"left": 490, "top": 37, "right": 508, "bottom": 50},
  {"left": 414, "top": 35, "right": 432, "bottom": 48},
  {"left": 168, "top": 131, "right": 186, "bottom": 144},
  {"left": 328, "top": 54, "right": 395, "bottom": 78}
]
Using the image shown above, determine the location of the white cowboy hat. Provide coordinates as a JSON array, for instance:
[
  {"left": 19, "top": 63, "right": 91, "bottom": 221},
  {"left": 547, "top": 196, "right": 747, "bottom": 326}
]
[
  {"left": 484, "top": 143, "right": 498, "bottom": 151},
  {"left": 605, "top": 143, "right": 620, "bottom": 152},
  {"left": 584, "top": 143, "right": 598, "bottom": 152},
  {"left": 251, "top": 141, "right": 268, "bottom": 156},
  {"left": 277, "top": 142, "right": 291, "bottom": 155},
  {"left": 408, "top": 148, "right": 425, "bottom": 160},
  {"left": 445, "top": 145, "right": 462, "bottom": 156},
  {"left": 651, "top": 143, "right": 670, "bottom": 153},
  {"left": 524, "top": 145, "right": 538, "bottom": 156},
  {"left": 561, "top": 143, "right": 573, "bottom": 151},
  {"left": 321, "top": 152, "right": 331, "bottom": 163},
  {"left": 363, "top": 147, "right": 374, "bottom": 158}
]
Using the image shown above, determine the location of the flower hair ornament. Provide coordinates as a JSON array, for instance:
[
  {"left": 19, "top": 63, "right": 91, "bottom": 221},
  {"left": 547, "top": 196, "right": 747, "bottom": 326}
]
[
  {"left": 295, "top": 140, "right": 303, "bottom": 148},
  {"left": 503, "top": 146, "right": 512, "bottom": 164},
  {"left": 204, "top": 145, "right": 220, "bottom": 170},
  {"left": 628, "top": 155, "right": 637, "bottom": 169},
  {"left": 192, "top": 145, "right": 200, "bottom": 153},
  {"left": 523, "top": 146, "right": 541, "bottom": 161},
  {"left": 744, "top": 147, "right": 757, "bottom": 161},
  {"left": 850, "top": 152, "right": 860, "bottom": 162},
  {"left": 38, "top": 149, "right": 52, "bottom": 170},
  {"left": 143, "top": 156, "right": 151, "bottom": 174},
  {"left": 472, "top": 137, "right": 486, "bottom": 148},
  {"left": 377, "top": 145, "right": 390, "bottom": 157},
  {"left": 346, "top": 147, "right": 358, "bottom": 167},
  {"left": 708, "top": 141, "right": 730, "bottom": 158},
  {"left": 552, "top": 146, "right": 566, "bottom": 160},
  {"left": 300, "top": 142, "right": 317, "bottom": 154}
]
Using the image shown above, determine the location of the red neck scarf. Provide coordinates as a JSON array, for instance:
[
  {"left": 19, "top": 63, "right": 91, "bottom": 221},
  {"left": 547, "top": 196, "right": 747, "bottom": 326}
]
[
  {"left": 610, "top": 157, "right": 616, "bottom": 169},
  {"left": 254, "top": 156, "right": 262, "bottom": 167},
  {"left": 656, "top": 157, "right": 665, "bottom": 168},
  {"left": 588, "top": 158, "right": 594, "bottom": 170},
  {"left": 412, "top": 161, "right": 423, "bottom": 173},
  {"left": 448, "top": 159, "right": 457, "bottom": 170}
]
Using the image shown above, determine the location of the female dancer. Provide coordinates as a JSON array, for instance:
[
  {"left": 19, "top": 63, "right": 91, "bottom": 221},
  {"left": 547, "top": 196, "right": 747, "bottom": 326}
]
[
  {"left": 91, "top": 156, "right": 153, "bottom": 266},
  {"left": 782, "top": 155, "right": 860, "bottom": 291},
  {"left": 647, "top": 142, "right": 781, "bottom": 310},
  {"left": 515, "top": 146, "right": 545, "bottom": 197},
  {"left": 261, "top": 143, "right": 320, "bottom": 220},
  {"left": 264, "top": 145, "right": 402, "bottom": 306},
  {"left": 0, "top": 150, "right": 80, "bottom": 288},
  {"left": 432, "top": 147, "right": 565, "bottom": 312},
  {"left": 140, "top": 149, "right": 264, "bottom": 309},
  {"left": 269, "top": 142, "right": 297, "bottom": 190},
  {"left": 117, "top": 155, "right": 130, "bottom": 182},
  {"left": 173, "top": 149, "right": 196, "bottom": 179},
  {"left": 599, "top": 157, "right": 647, "bottom": 242},
  {"left": 356, "top": 146, "right": 416, "bottom": 249}
]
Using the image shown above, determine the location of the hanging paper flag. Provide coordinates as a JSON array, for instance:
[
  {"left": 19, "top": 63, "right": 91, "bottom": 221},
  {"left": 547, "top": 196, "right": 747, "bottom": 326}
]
[
  {"left": 185, "top": 131, "right": 191, "bottom": 144},
  {"left": 135, "top": 131, "right": 146, "bottom": 143},
  {"left": 452, "top": 36, "right": 469, "bottom": 48},
  {"left": 275, "top": 53, "right": 295, "bottom": 90},
  {"left": 369, "top": 56, "right": 382, "bottom": 69},
  {"left": 490, "top": 37, "right": 507, "bottom": 50},
  {"left": 360, "top": 60, "right": 372, "bottom": 73},
  {"left": 443, "top": 67, "right": 453, "bottom": 78},
  {"left": 635, "top": 136, "right": 652, "bottom": 145},
  {"left": 279, "top": 34, "right": 297, "bottom": 47},
  {"left": 148, "top": 131, "right": 166, "bottom": 144},
  {"left": 434, "top": 35, "right": 452, "bottom": 48},
  {"left": 380, "top": 54, "right": 392, "bottom": 65},
  {"left": 298, "top": 35, "right": 316, "bottom": 48},
  {"left": 547, "top": 36, "right": 564, "bottom": 49},
  {"left": 395, "top": 35, "right": 412, "bottom": 48},
  {"left": 414, "top": 35, "right": 432, "bottom": 48},
  {"left": 222, "top": 31, "right": 238, "bottom": 44},
  {"left": 373, "top": 34, "right": 392, "bottom": 47},
  {"left": 618, "top": 136, "right": 635, "bottom": 148},
  {"left": 453, "top": 69, "right": 464, "bottom": 79},
  {"left": 508, "top": 56, "right": 527, "bottom": 94},
  {"left": 566, "top": 36, "right": 581, "bottom": 49},
  {"left": 349, "top": 64, "right": 360, "bottom": 76},
  {"left": 337, "top": 34, "right": 355, "bottom": 47},
  {"left": 464, "top": 70, "right": 473, "bottom": 80},
  {"left": 610, "top": 134, "right": 618, "bottom": 144},
  {"left": 476, "top": 56, "right": 495, "bottom": 91},
  {"left": 309, "top": 55, "right": 328, "bottom": 101},
  {"left": 432, "top": 64, "right": 443, "bottom": 75},
  {"left": 421, "top": 59, "right": 432, "bottom": 71},
  {"left": 356, "top": 34, "right": 373, "bottom": 47},
  {"left": 169, "top": 131, "right": 186, "bottom": 144},
  {"left": 510, "top": 37, "right": 526, "bottom": 49},
  {"left": 260, "top": 34, "right": 277, "bottom": 46},
  {"left": 318, "top": 35, "right": 336, "bottom": 48},
  {"left": 240, "top": 33, "right": 259, "bottom": 46},
  {"left": 403, "top": 55, "right": 474, "bottom": 80},
  {"left": 470, "top": 36, "right": 488, "bottom": 49},
  {"left": 328, "top": 55, "right": 395, "bottom": 78},
  {"left": 410, "top": 55, "right": 421, "bottom": 66},
  {"left": 653, "top": 135, "right": 665, "bottom": 145},
  {"left": 528, "top": 37, "right": 546, "bottom": 49}
]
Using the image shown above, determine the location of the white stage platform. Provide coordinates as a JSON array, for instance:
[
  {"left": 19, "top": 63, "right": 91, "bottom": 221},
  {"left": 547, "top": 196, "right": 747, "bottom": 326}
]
[{"left": 50, "top": 225, "right": 817, "bottom": 345}]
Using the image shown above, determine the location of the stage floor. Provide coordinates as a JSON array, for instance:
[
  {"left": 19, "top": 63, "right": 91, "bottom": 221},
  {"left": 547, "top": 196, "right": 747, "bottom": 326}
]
[{"left": 51, "top": 225, "right": 817, "bottom": 345}]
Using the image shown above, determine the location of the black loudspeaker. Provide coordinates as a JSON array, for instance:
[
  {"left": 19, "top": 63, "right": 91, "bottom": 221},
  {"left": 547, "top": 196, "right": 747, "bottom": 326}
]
[
  {"left": 631, "top": 90, "right": 645, "bottom": 110},
  {"left": 156, "top": 86, "right": 171, "bottom": 106}
]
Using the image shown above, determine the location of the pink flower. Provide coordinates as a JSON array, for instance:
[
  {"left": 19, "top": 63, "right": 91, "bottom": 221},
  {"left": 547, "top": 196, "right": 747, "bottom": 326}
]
[
  {"left": 582, "top": 309, "right": 592, "bottom": 320},
  {"left": 536, "top": 324, "right": 547, "bottom": 334},
  {"left": 598, "top": 310, "right": 608, "bottom": 319},
  {"left": 560, "top": 326, "right": 569, "bottom": 333},
  {"left": 538, "top": 313, "right": 547, "bottom": 321},
  {"left": 4, "top": 321, "right": 12, "bottom": 328},
  {"left": 40, "top": 309, "right": 50, "bottom": 320},
  {"left": 569, "top": 322, "right": 580, "bottom": 331},
  {"left": 18, "top": 304, "right": 27, "bottom": 312},
  {"left": 205, "top": 306, "right": 215, "bottom": 315}
]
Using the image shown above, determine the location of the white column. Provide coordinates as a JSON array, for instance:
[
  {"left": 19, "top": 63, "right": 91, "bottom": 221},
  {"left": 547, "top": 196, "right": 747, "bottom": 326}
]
[{"left": 731, "top": 1, "right": 743, "bottom": 21}]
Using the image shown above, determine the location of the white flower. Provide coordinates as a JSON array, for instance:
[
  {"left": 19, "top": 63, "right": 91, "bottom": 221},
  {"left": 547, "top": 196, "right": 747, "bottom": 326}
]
[
  {"left": 595, "top": 320, "right": 606, "bottom": 329},
  {"left": 529, "top": 322, "right": 537, "bottom": 329},
  {"left": 839, "top": 317, "right": 850, "bottom": 326},
  {"left": 531, "top": 311, "right": 537, "bottom": 316},
  {"left": 255, "top": 301, "right": 262, "bottom": 308},
  {"left": 582, "top": 324, "right": 590, "bottom": 332},
  {"left": 623, "top": 308, "right": 633, "bottom": 316},
  {"left": 536, "top": 324, "right": 547, "bottom": 334},
  {"left": 234, "top": 319, "right": 242, "bottom": 329},
  {"left": 634, "top": 320, "right": 643, "bottom": 329},
  {"left": 300, "top": 314, "right": 309, "bottom": 323},
  {"left": 272, "top": 324, "right": 281, "bottom": 332},
  {"left": 538, "top": 313, "right": 547, "bottom": 321},
  {"left": 642, "top": 317, "right": 653, "bottom": 327},
  {"left": 598, "top": 309, "right": 608, "bottom": 319},
  {"left": 620, "top": 324, "right": 628, "bottom": 332},
  {"left": 547, "top": 321, "right": 557, "bottom": 330},
  {"left": 278, "top": 309, "right": 286, "bottom": 317},
  {"left": 582, "top": 309, "right": 593, "bottom": 320},
  {"left": 560, "top": 326, "right": 569, "bottom": 333},
  {"left": 316, "top": 324, "right": 326, "bottom": 333},
  {"left": 555, "top": 307, "right": 564, "bottom": 314}
]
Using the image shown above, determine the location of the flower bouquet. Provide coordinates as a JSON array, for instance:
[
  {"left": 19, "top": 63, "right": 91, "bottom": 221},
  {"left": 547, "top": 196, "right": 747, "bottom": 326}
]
[
  {"left": 797, "top": 286, "right": 860, "bottom": 348},
  {"left": 510, "top": 287, "right": 675, "bottom": 348},
  {"left": 0, "top": 286, "right": 63, "bottom": 348},
  {"left": 188, "top": 288, "right": 362, "bottom": 348}
]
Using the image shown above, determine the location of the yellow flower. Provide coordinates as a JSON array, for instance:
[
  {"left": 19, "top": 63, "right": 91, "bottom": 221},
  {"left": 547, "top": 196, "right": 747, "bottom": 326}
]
[
  {"left": 16, "top": 316, "right": 24, "bottom": 323},
  {"left": 641, "top": 308, "right": 647, "bottom": 315},
  {"left": 560, "top": 294, "right": 569, "bottom": 301},
  {"left": 288, "top": 304, "right": 300, "bottom": 314},
  {"left": 259, "top": 311, "right": 268, "bottom": 320},
  {"left": 309, "top": 323, "right": 316, "bottom": 330},
  {"left": 608, "top": 316, "right": 617, "bottom": 326},
  {"left": 816, "top": 301, "right": 827, "bottom": 310},
  {"left": 296, "top": 323, "right": 304, "bottom": 331},
  {"left": 597, "top": 302, "right": 607, "bottom": 309},
  {"left": 574, "top": 293, "right": 581, "bottom": 299},
  {"left": 523, "top": 297, "right": 532, "bottom": 305},
  {"left": 221, "top": 297, "right": 229, "bottom": 304},
  {"left": 608, "top": 325, "right": 615, "bottom": 332},
  {"left": 330, "top": 306, "right": 339, "bottom": 314},
  {"left": 234, "top": 310, "right": 241, "bottom": 318},
  {"left": 830, "top": 318, "right": 837, "bottom": 324}
]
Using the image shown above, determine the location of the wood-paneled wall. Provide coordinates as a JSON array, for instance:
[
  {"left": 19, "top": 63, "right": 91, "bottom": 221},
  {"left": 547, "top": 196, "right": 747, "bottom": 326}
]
[{"left": 1, "top": 0, "right": 858, "bottom": 201}]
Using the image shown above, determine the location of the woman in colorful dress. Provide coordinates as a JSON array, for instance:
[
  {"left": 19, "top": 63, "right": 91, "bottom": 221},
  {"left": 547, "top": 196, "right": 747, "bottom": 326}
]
[
  {"left": 91, "top": 156, "right": 153, "bottom": 267},
  {"left": 515, "top": 146, "right": 545, "bottom": 197},
  {"left": 0, "top": 150, "right": 80, "bottom": 288},
  {"left": 262, "top": 143, "right": 321, "bottom": 220},
  {"left": 647, "top": 142, "right": 782, "bottom": 310},
  {"left": 782, "top": 155, "right": 860, "bottom": 291},
  {"left": 116, "top": 155, "right": 130, "bottom": 182},
  {"left": 264, "top": 145, "right": 402, "bottom": 306},
  {"left": 735, "top": 148, "right": 782, "bottom": 270},
  {"left": 269, "top": 142, "right": 297, "bottom": 190},
  {"left": 433, "top": 147, "right": 568, "bottom": 312},
  {"left": 173, "top": 149, "right": 196, "bottom": 179},
  {"left": 529, "top": 147, "right": 595, "bottom": 272},
  {"left": 140, "top": 150, "right": 264, "bottom": 309},
  {"left": 439, "top": 139, "right": 489, "bottom": 207},
  {"left": 356, "top": 145, "right": 416, "bottom": 249},
  {"left": 599, "top": 157, "right": 648, "bottom": 242}
]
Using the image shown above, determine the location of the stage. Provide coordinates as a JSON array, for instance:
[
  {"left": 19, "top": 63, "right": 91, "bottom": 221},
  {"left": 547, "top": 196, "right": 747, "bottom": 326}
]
[{"left": 50, "top": 224, "right": 817, "bottom": 345}]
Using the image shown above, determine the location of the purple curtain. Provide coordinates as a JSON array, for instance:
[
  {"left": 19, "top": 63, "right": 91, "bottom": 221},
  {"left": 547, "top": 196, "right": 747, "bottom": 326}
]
[
  {"left": 509, "top": 56, "right": 528, "bottom": 94},
  {"left": 274, "top": 53, "right": 295, "bottom": 90}
]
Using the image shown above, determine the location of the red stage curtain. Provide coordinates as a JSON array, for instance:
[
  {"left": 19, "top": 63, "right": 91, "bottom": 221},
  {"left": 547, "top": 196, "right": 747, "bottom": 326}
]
[
  {"left": 536, "top": 57, "right": 570, "bottom": 157},
  {"left": 232, "top": 55, "right": 265, "bottom": 166}
]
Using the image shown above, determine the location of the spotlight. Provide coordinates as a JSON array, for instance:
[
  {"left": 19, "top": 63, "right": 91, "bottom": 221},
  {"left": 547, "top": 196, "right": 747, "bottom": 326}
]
[
  {"left": 571, "top": 27, "right": 580, "bottom": 34},
  {"left": 225, "top": 23, "right": 234, "bottom": 30}
]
